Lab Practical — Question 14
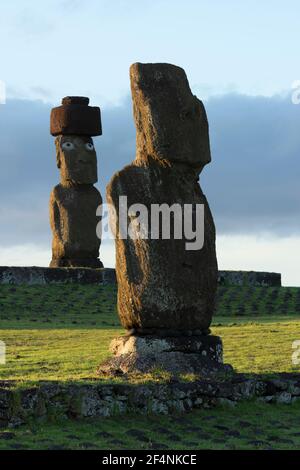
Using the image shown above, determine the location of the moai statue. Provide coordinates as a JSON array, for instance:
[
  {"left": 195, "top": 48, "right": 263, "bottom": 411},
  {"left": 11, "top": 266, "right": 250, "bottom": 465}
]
[
  {"left": 49, "top": 96, "right": 103, "bottom": 268},
  {"left": 99, "top": 63, "right": 231, "bottom": 375}
]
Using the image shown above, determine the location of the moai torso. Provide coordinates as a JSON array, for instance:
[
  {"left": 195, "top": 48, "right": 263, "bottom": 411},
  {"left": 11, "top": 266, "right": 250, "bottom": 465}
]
[
  {"left": 50, "top": 183, "right": 102, "bottom": 267},
  {"left": 107, "top": 63, "right": 218, "bottom": 335},
  {"left": 49, "top": 97, "right": 103, "bottom": 268}
]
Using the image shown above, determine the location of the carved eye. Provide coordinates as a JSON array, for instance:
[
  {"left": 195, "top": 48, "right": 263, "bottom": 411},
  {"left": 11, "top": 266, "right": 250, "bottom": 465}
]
[
  {"left": 62, "top": 141, "right": 75, "bottom": 151},
  {"left": 85, "top": 142, "right": 94, "bottom": 151}
]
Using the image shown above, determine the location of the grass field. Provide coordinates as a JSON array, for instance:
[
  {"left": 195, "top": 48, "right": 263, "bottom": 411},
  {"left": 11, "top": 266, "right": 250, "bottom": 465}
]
[
  {"left": 0, "top": 283, "right": 300, "bottom": 450},
  {"left": 1, "top": 319, "right": 300, "bottom": 383},
  {"left": 0, "top": 284, "right": 300, "bottom": 382},
  {"left": 0, "top": 284, "right": 299, "bottom": 329}
]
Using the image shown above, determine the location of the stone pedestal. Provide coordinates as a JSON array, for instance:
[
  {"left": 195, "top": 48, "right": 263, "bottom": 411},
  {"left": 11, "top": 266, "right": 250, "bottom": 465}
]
[{"left": 98, "top": 334, "right": 232, "bottom": 377}]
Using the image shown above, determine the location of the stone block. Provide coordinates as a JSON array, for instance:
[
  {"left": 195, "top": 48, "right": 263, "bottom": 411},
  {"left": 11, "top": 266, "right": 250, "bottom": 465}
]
[
  {"left": 50, "top": 96, "right": 102, "bottom": 136},
  {"left": 99, "top": 334, "right": 232, "bottom": 376}
]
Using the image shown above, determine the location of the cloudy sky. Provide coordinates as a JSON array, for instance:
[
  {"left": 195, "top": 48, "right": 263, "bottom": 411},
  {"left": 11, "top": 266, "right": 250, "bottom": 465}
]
[{"left": 0, "top": 0, "right": 299, "bottom": 285}]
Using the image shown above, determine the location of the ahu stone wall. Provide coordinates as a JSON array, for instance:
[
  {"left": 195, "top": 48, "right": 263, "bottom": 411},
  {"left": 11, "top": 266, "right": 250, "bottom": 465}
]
[
  {"left": 0, "top": 373, "right": 299, "bottom": 426},
  {"left": 218, "top": 270, "right": 281, "bottom": 287},
  {"left": 0, "top": 267, "right": 281, "bottom": 287},
  {"left": 0, "top": 266, "right": 116, "bottom": 285}
]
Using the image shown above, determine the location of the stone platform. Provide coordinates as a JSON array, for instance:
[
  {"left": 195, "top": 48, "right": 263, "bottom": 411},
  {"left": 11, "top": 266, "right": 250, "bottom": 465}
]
[
  {"left": 1, "top": 373, "right": 300, "bottom": 426},
  {"left": 218, "top": 270, "right": 281, "bottom": 287},
  {"left": 98, "top": 334, "right": 232, "bottom": 376},
  {"left": 0, "top": 266, "right": 116, "bottom": 285},
  {"left": 0, "top": 267, "right": 281, "bottom": 287}
]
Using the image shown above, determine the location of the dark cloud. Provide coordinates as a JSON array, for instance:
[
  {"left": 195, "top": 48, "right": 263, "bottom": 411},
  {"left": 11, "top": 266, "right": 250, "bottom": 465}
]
[
  {"left": 0, "top": 98, "right": 134, "bottom": 247},
  {"left": 0, "top": 93, "right": 299, "bottom": 248},
  {"left": 203, "top": 94, "right": 300, "bottom": 235}
]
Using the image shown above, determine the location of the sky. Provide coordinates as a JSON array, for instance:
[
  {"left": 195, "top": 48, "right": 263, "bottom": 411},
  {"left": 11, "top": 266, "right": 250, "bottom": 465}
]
[{"left": 0, "top": 0, "right": 299, "bottom": 285}]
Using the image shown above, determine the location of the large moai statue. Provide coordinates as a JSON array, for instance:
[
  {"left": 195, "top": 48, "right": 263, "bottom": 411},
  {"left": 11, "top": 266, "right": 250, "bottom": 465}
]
[
  {"left": 99, "top": 63, "right": 231, "bottom": 375},
  {"left": 49, "top": 96, "right": 103, "bottom": 268}
]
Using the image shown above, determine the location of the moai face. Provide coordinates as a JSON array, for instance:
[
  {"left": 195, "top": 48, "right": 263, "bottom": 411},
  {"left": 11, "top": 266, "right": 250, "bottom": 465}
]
[
  {"left": 130, "top": 63, "right": 211, "bottom": 172},
  {"left": 55, "top": 135, "right": 98, "bottom": 185}
]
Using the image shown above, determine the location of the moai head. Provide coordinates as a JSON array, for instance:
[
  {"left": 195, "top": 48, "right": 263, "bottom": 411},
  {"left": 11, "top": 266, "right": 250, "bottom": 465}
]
[
  {"left": 55, "top": 135, "right": 98, "bottom": 185},
  {"left": 130, "top": 63, "right": 211, "bottom": 172},
  {"left": 50, "top": 96, "right": 102, "bottom": 185}
]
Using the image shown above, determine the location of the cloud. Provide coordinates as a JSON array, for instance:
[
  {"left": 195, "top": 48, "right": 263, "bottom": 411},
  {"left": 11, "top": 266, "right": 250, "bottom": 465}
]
[
  {"left": 0, "top": 97, "right": 134, "bottom": 248},
  {"left": 216, "top": 234, "right": 300, "bottom": 287},
  {"left": 0, "top": 239, "right": 115, "bottom": 271},
  {"left": 203, "top": 93, "right": 300, "bottom": 236},
  {"left": 1, "top": 236, "right": 298, "bottom": 286},
  {"left": 0, "top": 92, "right": 299, "bottom": 253}
]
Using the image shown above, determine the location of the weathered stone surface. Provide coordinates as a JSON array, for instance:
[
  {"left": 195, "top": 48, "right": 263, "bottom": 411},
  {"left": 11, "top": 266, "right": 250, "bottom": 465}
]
[
  {"left": 98, "top": 334, "right": 231, "bottom": 376},
  {"left": 0, "top": 389, "right": 13, "bottom": 426},
  {"left": 50, "top": 96, "right": 102, "bottom": 136},
  {"left": 130, "top": 63, "right": 211, "bottom": 168},
  {"left": 49, "top": 109, "right": 103, "bottom": 268},
  {"left": 0, "top": 266, "right": 116, "bottom": 285},
  {"left": 50, "top": 182, "right": 102, "bottom": 268},
  {"left": 110, "top": 334, "right": 223, "bottom": 359},
  {"left": 107, "top": 63, "right": 217, "bottom": 334},
  {"left": 218, "top": 270, "right": 281, "bottom": 287},
  {"left": 1, "top": 373, "right": 300, "bottom": 424},
  {"left": 276, "top": 392, "right": 292, "bottom": 404}
]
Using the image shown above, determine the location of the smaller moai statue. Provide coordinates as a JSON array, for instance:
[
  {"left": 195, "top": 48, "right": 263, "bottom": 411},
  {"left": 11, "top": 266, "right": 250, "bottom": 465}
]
[{"left": 49, "top": 96, "right": 103, "bottom": 268}]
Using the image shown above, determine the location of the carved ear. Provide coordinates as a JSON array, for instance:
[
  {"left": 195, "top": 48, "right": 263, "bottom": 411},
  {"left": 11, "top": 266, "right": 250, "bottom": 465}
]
[{"left": 55, "top": 136, "right": 61, "bottom": 168}]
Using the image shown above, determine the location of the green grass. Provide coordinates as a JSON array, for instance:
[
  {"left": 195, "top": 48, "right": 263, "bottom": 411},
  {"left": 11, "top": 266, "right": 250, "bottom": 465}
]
[
  {"left": 1, "top": 401, "right": 300, "bottom": 450},
  {"left": 216, "top": 285, "right": 300, "bottom": 317},
  {"left": 0, "top": 284, "right": 300, "bottom": 382},
  {"left": 1, "top": 283, "right": 300, "bottom": 450},
  {"left": 1, "top": 319, "right": 300, "bottom": 383},
  {"left": 0, "top": 284, "right": 119, "bottom": 329},
  {"left": 0, "top": 284, "right": 299, "bottom": 330}
]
